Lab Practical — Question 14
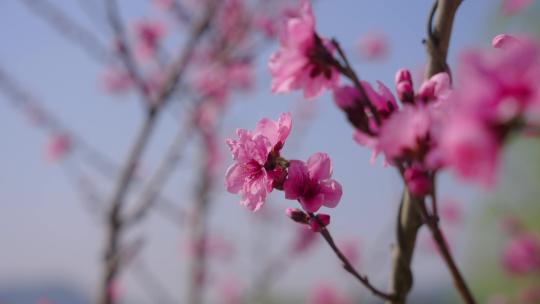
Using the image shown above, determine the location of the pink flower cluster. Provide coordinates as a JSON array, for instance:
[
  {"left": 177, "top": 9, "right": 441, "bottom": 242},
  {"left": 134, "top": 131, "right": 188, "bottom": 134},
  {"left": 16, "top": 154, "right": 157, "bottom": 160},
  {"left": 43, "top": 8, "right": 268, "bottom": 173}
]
[
  {"left": 269, "top": 0, "right": 339, "bottom": 100},
  {"left": 438, "top": 35, "right": 540, "bottom": 186},
  {"left": 225, "top": 113, "right": 342, "bottom": 224}
]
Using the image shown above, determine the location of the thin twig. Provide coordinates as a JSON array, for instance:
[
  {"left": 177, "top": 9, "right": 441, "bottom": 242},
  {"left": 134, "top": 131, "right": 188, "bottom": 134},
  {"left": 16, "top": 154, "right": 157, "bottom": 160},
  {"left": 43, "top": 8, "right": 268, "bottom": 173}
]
[
  {"left": 331, "top": 39, "right": 382, "bottom": 126},
  {"left": 309, "top": 213, "right": 396, "bottom": 302},
  {"left": 418, "top": 194, "right": 476, "bottom": 304},
  {"left": 97, "top": 1, "right": 217, "bottom": 303},
  {"left": 423, "top": 1, "right": 475, "bottom": 303},
  {"left": 21, "top": 0, "right": 113, "bottom": 65}
]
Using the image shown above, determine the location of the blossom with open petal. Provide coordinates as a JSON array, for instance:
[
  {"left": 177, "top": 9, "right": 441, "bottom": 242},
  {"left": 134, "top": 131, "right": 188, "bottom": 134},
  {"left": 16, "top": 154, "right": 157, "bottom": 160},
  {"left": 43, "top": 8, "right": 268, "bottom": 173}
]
[
  {"left": 269, "top": 0, "right": 338, "bottom": 100},
  {"left": 377, "top": 105, "right": 432, "bottom": 162},
  {"left": 225, "top": 113, "right": 292, "bottom": 211},
  {"left": 283, "top": 153, "right": 342, "bottom": 213}
]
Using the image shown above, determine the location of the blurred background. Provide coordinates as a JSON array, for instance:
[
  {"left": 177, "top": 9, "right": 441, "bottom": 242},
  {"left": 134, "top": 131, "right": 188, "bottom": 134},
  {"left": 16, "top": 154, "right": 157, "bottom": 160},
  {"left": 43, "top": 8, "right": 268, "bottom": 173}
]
[{"left": 1, "top": 0, "right": 540, "bottom": 303}]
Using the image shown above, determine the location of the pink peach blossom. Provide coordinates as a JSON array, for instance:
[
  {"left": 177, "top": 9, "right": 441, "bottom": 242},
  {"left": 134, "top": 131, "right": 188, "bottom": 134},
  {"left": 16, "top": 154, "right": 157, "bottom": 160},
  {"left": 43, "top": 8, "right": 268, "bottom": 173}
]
[
  {"left": 308, "top": 283, "right": 351, "bottom": 304},
  {"left": 45, "top": 133, "right": 71, "bottom": 162},
  {"left": 377, "top": 105, "right": 432, "bottom": 162},
  {"left": 133, "top": 20, "right": 166, "bottom": 62},
  {"left": 404, "top": 165, "right": 431, "bottom": 197},
  {"left": 395, "top": 68, "right": 414, "bottom": 102},
  {"left": 290, "top": 225, "right": 318, "bottom": 255},
  {"left": 357, "top": 31, "right": 388, "bottom": 61},
  {"left": 417, "top": 72, "right": 451, "bottom": 104},
  {"left": 101, "top": 68, "right": 133, "bottom": 94},
  {"left": 283, "top": 153, "right": 342, "bottom": 213},
  {"left": 269, "top": 0, "right": 339, "bottom": 100},
  {"left": 502, "top": 233, "right": 540, "bottom": 275},
  {"left": 225, "top": 113, "right": 292, "bottom": 211},
  {"left": 501, "top": 0, "right": 533, "bottom": 16},
  {"left": 438, "top": 114, "right": 500, "bottom": 187}
]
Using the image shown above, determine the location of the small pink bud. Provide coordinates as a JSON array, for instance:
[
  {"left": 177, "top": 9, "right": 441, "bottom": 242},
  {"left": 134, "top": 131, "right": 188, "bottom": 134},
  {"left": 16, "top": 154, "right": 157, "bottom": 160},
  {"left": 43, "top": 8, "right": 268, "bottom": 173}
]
[
  {"left": 395, "top": 69, "right": 414, "bottom": 103},
  {"left": 309, "top": 213, "right": 331, "bottom": 232},
  {"left": 492, "top": 34, "right": 519, "bottom": 49},
  {"left": 286, "top": 208, "right": 309, "bottom": 224},
  {"left": 404, "top": 166, "right": 431, "bottom": 197}
]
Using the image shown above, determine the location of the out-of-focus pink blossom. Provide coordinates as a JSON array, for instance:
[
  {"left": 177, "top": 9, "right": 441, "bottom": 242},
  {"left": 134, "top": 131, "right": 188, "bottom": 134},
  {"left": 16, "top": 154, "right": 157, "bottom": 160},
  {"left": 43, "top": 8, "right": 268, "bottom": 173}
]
[
  {"left": 307, "top": 283, "right": 351, "bottom": 304},
  {"left": 501, "top": 0, "right": 533, "bottom": 16},
  {"left": 404, "top": 165, "right": 431, "bottom": 197},
  {"left": 438, "top": 114, "right": 500, "bottom": 187},
  {"left": 308, "top": 213, "right": 330, "bottom": 232},
  {"left": 133, "top": 20, "right": 166, "bottom": 62},
  {"left": 492, "top": 34, "right": 519, "bottom": 49},
  {"left": 108, "top": 280, "right": 122, "bottom": 302},
  {"left": 182, "top": 236, "right": 235, "bottom": 261},
  {"left": 217, "top": 0, "right": 249, "bottom": 44},
  {"left": 362, "top": 80, "right": 398, "bottom": 118},
  {"left": 45, "top": 133, "right": 71, "bottom": 162},
  {"left": 417, "top": 72, "right": 451, "bottom": 104},
  {"left": 502, "top": 233, "right": 540, "bottom": 275},
  {"left": 338, "top": 239, "right": 360, "bottom": 265},
  {"left": 225, "top": 113, "right": 292, "bottom": 211},
  {"left": 194, "top": 61, "right": 254, "bottom": 104},
  {"left": 457, "top": 39, "right": 540, "bottom": 124},
  {"left": 357, "top": 31, "right": 388, "bottom": 61},
  {"left": 218, "top": 276, "right": 244, "bottom": 304},
  {"left": 377, "top": 105, "right": 431, "bottom": 162},
  {"left": 283, "top": 153, "right": 342, "bottom": 213},
  {"left": 269, "top": 0, "right": 339, "bottom": 100},
  {"left": 439, "top": 199, "right": 462, "bottom": 225},
  {"left": 101, "top": 68, "right": 133, "bottom": 94},
  {"left": 332, "top": 85, "right": 359, "bottom": 110},
  {"left": 290, "top": 225, "right": 318, "bottom": 255}
]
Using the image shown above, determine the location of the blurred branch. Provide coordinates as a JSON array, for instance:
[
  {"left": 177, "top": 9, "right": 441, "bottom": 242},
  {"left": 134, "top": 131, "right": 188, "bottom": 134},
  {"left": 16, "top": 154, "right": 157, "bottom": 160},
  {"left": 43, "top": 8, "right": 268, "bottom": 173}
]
[
  {"left": 387, "top": 1, "right": 466, "bottom": 303},
  {"left": 21, "top": 0, "right": 114, "bottom": 65},
  {"left": 187, "top": 146, "right": 213, "bottom": 304},
  {"left": 386, "top": 190, "right": 423, "bottom": 304},
  {"left": 424, "top": 0, "right": 463, "bottom": 78},
  {"left": 105, "top": 0, "right": 151, "bottom": 104},
  {"left": 98, "top": 1, "right": 218, "bottom": 303},
  {"left": 0, "top": 64, "right": 185, "bottom": 227},
  {"left": 125, "top": 114, "right": 195, "bottom": 226}
]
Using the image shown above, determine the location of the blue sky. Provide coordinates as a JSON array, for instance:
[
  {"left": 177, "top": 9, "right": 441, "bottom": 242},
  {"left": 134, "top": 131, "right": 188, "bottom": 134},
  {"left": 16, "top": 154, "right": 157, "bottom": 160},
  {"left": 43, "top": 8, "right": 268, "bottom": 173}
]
[{"left": 0, "top": 0, "right": 533, "bottom": 302}]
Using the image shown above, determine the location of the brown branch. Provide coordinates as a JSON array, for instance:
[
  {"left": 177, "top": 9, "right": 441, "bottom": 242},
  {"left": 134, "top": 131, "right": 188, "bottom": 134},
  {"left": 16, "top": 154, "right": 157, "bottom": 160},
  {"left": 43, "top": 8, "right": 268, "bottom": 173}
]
[
  {"left": 331, "top": 39, "right": 382, "bottom": 126},
  {"left": 423, "top": 1, "right": 476, "bottom": 303},
  {"left": 97, "top": 1, "right": 217, "bottom": 303},
  {"left": 419, "top": 193, "right": 476, "bottom": 304},
  {"left": 424, "top": 0, "right": 462, "bottom": 78},
  {"left": 386, "top": 191, "right": 423, "bottom": 304},
  {"left": 187, "top": 146, "right": 214, "bottom": 304},
  {"left": 309, "top": 213, "right": 396, "bottom": 302},
  {"left": 386, "top": 1, "right": 464, "bottom": 303},
  {"left": 125, "top": 117, "right": 195, "bottom": 226}
]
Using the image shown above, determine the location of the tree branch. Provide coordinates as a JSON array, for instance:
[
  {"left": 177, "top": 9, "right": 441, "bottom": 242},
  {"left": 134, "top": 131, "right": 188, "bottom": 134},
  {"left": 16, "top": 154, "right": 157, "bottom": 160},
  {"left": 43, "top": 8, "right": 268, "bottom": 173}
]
[{"left": 309, "top": 214, "right": 396, "bottom": 302}]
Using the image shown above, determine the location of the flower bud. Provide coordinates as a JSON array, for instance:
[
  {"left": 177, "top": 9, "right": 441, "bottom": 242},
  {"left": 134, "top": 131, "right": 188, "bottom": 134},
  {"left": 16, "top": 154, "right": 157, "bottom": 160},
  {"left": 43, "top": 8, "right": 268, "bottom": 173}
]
[
  {"left": 404, "top": 166, "right": 431, "bottom": 197},
  {"left": 395, "top": 69, "right": 414, "bottom": 103},
  {"left": 285, "top": 208, "right": 309, "bottom": 224},
  {"left": 309, "top": 213, "right": 331, "bottom": 232}
]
